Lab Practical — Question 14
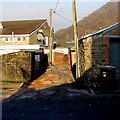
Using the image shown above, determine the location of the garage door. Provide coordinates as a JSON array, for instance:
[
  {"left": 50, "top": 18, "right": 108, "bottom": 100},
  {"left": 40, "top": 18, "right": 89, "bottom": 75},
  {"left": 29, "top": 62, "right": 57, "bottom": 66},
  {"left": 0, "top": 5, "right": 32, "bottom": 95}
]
[{"left": 110, "top": 38, "right": 120, "bottom": 86}]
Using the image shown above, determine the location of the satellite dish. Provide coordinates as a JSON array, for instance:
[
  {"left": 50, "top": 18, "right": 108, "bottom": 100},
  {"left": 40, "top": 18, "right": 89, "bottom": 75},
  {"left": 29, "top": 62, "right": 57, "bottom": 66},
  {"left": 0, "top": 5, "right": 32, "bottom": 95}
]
[
  {"left": 36, "top": 33, "right": 44, "bottom": 40},
  {"left": 37, "top": 32, "right": 45, "bottom": 45}
]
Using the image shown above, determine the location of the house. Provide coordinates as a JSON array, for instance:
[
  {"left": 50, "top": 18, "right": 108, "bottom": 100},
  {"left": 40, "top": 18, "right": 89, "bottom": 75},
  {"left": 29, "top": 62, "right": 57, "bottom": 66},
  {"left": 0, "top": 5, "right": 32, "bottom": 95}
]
[
  {"left": 78, "top": 22, "right": 120, "bottom": 88},
  {"left": 0, "top": 19, "right": 50, "bottom": 84},
  {"left": 0, "top": 19, "right": 50, "bottom": 48}
]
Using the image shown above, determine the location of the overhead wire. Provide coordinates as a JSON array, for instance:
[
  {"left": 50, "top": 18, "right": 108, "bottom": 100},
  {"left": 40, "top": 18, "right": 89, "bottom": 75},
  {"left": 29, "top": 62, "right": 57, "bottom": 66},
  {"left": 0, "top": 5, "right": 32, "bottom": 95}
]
[
  {"left": 54, "top": 0, "right": 60, "bottom": 12},
  {"left": 53, "top": 0, "right": 73, "bottom": 23},
  {"left": 53, "top": 11, "right": 73, "bottom": 23}
]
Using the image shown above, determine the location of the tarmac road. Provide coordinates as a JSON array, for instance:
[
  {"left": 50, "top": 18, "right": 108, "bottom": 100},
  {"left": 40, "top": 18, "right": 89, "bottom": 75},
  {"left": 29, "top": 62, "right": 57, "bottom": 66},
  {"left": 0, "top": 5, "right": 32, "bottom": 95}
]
[{"left": 2, "top": 84, "right": 120, "bottom": 120}]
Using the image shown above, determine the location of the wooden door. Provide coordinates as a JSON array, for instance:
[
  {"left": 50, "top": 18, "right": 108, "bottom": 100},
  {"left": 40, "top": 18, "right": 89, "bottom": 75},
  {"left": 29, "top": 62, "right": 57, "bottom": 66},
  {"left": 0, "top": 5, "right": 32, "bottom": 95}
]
[{"left": 110, "top": 38, "right": 120, "bottom": 86}]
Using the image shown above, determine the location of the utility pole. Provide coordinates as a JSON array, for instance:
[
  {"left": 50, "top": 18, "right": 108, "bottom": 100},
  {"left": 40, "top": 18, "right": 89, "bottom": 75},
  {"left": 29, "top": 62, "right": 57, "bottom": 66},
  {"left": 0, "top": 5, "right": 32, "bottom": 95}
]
[
  {"left": 72, "top": 0, "right": 80, "bottom": 79},
  {"left": 49, "top": 9, "right": 53, "bottom": 65}
]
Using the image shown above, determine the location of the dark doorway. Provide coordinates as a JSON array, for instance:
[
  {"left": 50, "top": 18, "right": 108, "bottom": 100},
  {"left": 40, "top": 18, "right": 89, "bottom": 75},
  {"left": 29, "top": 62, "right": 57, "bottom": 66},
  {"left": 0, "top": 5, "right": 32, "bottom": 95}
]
[{"left": 110, "top": 37, "right": 120, "bottom": 86}]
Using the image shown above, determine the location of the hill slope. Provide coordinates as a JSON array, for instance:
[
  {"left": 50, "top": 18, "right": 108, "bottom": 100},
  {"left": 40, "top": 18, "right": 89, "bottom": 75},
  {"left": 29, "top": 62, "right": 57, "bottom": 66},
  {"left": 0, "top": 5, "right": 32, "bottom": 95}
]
[{"left": 55, "top": 2, "right": 119, "bottom": 47}]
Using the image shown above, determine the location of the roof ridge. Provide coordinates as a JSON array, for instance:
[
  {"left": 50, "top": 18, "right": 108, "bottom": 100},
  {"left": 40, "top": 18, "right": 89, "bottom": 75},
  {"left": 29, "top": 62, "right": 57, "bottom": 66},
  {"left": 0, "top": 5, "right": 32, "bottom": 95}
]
[{"left": 0, "top": 18, "right": 47, "bottom": 22}]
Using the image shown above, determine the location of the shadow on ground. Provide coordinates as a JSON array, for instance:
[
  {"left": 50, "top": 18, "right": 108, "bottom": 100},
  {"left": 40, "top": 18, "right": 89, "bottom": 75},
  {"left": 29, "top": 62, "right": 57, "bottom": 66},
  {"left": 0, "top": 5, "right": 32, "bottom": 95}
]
[{"left": 2, "top": 83, "right": 120, "bottom": 120}]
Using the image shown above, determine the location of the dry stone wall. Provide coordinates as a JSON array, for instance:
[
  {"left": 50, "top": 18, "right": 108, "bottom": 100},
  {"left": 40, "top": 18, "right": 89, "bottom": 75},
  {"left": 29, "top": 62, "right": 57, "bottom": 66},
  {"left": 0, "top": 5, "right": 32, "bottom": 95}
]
[
  {"left": 78, "top": 34, "right": 109, "bottom": 87},
  {"left": 1, "top": 52, "right": 32, "bottom": 83}
]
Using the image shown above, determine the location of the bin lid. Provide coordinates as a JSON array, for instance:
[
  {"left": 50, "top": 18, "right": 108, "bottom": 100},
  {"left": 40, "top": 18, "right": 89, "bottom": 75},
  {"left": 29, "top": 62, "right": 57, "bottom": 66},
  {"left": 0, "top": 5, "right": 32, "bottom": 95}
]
[
  {"left": 68, "top": 46, "right": 75, "bottom": 52},
  {"left": 99, "top": 65, "right": 116, "bottom": 70}
]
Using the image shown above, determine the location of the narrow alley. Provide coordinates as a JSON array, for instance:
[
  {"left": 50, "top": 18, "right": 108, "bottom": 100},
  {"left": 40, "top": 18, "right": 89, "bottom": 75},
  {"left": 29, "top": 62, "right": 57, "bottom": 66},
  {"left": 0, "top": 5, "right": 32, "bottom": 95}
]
[
  {"left": 28, "top": 65, "right": 74, "bottom": 90},
  {"left": 2, "top": 63, "right": 120, "bottom": 120},
  {"left": 1, "top": 1, "right": 120, "bottom": 120}
]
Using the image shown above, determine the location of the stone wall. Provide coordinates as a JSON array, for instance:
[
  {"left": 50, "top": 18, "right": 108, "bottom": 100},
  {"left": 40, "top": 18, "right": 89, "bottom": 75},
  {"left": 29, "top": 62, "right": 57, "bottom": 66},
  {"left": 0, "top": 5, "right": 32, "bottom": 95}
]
[
  {"left": 1, "top": 51, "right": 32, "bottom": 83},
  {"left": 1, "top": 51, "right": 48, "bottom": 83},
  {"left": 78, "top": 34, "right": 109, "bottom": 87}
]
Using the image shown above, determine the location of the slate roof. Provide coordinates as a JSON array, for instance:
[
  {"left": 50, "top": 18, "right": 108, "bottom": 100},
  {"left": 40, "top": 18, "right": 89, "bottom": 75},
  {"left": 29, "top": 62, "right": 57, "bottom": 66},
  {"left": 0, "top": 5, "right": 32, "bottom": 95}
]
[
  {"left": 80, "top": 22, "right": 120, "bottom": 40},
  {"left": 0, "top": 19, "right": 47, "bottom": 35}
]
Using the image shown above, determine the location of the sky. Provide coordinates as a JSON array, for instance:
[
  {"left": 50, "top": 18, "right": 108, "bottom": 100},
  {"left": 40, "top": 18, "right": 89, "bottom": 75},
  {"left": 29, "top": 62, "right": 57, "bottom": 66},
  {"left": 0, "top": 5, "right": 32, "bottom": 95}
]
[{"left": 0, "top": 0, "right": 112, "bottom": 31}]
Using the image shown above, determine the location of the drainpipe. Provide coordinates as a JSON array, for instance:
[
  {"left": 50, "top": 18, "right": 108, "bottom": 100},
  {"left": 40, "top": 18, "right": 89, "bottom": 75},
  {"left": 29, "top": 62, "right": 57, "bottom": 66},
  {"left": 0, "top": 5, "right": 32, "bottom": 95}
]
[{"left": 12, "top": 32, "right": 15, "bottom": 45}]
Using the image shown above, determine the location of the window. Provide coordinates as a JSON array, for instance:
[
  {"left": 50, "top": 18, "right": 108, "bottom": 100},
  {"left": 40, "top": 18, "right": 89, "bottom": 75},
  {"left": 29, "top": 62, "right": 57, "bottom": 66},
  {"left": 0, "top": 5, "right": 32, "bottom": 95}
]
[
  {"left": 9, "top": 38, "right": 13, "bottom": 41},
  {"left": 23, "top": 37, "right": 26, "bottom": 41},
  {"left": 45, "top": 37, "right": 48, "bottom": 46},
  {"left": 17, "top": 37, "right": 21, "bottom": 41},
  {"left": 4, "top": 37, "right": 26, "bottom": 42},
  {"left": 5, "top": 38, "right": 9, "bottom": 41},
  {"left": 17, "top": 37, "right": 26, "bottom": 42},
  {"left": 4, "top": 37, "right": 14, "bottom": 42}
]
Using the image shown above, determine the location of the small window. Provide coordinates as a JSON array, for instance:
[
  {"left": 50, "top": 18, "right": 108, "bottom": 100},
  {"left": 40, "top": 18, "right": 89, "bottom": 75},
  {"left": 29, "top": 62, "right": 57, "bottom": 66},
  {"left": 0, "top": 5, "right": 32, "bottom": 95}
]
[
  {"left": 23, "top": 37, "right": 26, "bottom": 41},
  {"left": 4, "top": 38, "right": 13, "bottom": 42},
  {"left": 5, "top": 38, "right": 9, "bottom": 41},
  {"left": 17, "top": 37, "right": 21, "bottom": 41},
  {"left": 17, "top": 37, "right": 26, "bottom": 42},
  {"left": 45, "top": 37, "right": 48, "bottom": 46},
  {"left": 9, "top": 38, "right": 13, "bottom": 41}
]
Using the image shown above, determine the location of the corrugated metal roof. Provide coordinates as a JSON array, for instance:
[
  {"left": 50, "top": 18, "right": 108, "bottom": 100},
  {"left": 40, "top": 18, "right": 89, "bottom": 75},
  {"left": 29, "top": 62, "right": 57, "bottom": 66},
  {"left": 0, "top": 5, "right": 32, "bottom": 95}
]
[{"left": 80, "top": 22, "right": 120, "bottom": 40}]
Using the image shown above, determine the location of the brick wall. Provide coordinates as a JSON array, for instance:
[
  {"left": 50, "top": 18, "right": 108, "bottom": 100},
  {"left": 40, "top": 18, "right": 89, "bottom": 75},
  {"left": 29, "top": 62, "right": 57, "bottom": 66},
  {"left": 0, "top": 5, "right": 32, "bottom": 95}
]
[
  {"left": 54, "top": 52, "right": 69, "bottom": 65},
  {"left": 103, "top": 37, "right": 110, "bottom": 65}
]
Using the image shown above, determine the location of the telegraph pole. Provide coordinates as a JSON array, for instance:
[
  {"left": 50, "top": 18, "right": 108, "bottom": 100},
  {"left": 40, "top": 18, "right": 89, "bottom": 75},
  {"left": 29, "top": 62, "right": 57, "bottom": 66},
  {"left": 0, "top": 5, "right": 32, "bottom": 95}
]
[
  {"left": 72, "top": 0, "right": 80, "bottom": 79},
  {"left": 49, "top": 9, "right": 53, "bottom": 65}
]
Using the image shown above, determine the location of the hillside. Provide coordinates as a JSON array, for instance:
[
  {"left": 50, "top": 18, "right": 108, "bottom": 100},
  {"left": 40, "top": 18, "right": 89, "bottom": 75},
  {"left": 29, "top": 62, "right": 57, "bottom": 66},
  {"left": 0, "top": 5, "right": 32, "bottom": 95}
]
[{"left": 55, "top": 1, "right": 119, "bottom": 47}]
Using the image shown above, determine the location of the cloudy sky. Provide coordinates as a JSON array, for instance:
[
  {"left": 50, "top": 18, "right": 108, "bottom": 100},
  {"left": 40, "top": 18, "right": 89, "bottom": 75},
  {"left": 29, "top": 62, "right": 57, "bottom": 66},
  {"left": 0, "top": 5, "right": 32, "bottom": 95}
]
[{"left": 0, "top": 0, "right": 111, "bottom": 31}]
